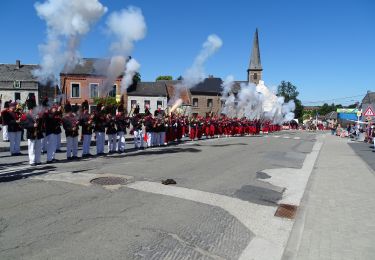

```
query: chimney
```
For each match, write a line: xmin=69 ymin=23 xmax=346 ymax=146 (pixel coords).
xmin=16 ymin=60 xmax=20 ymax=69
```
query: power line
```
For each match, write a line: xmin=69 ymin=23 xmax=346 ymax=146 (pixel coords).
xmin=302 ymin=94 xmax=364 ymax=105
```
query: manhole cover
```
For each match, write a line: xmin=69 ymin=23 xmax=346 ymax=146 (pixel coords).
xmin=90 ymin=177 xmax=127 ymax=186
xmin=274 ymin=204 xmax=297 ymax=219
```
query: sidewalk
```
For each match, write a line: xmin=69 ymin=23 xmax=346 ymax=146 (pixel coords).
xmin=288 ymin=135 xmax=375 ymax=260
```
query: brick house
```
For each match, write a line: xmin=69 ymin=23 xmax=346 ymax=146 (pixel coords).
xmin=60 ymin=58 xmax=124 ymax=112
xmin=0 ymin=60 xmax=55 ymax=109
xmin=188 ymin=77 xmax=223 ymax=116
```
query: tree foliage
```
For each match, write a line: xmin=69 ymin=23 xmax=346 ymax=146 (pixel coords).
xmin=93 ymin=97 xmax=118 ymax=106
xmin=133 ymin=72 xmax=141 ymax=83
xmin=277 ymin=81 xmax=303 ymax=120
xmin=156 ymin=75 xmax=173 ymax=81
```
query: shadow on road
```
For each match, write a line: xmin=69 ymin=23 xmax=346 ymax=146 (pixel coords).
xmin=106 ymin=147 xmax=202 ymax=159
xmin=0 ymin=165 xmax=56 ymax=183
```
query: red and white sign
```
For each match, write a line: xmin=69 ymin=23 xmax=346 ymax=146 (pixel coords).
xmin=364 ymin=106 xmax=375 ymax=116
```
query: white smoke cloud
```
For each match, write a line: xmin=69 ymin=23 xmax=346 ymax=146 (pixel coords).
xmin=99 ymin=6 xmax=146 ymax=95
xmin=34 ymin=0 xmax=107 ymax=82
xmin=121 ymin=58 xmax=141 ymax=94
xmin=171 ymin=34 xmax=223 ymax=104
xmin=101 ymin=55 xmax=126 ymax=96
xmin=182 ymin=34 xmax=223 ymax=88
xmin=106 ymin=6 xmax=147 ymax=55
xmin=221 ymin=79 xmax=295 ymax=123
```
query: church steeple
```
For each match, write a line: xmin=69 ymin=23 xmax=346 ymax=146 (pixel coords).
xmin=247 ymin=28 xmax=263 ymax=84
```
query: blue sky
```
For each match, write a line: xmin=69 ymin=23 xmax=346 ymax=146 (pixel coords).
xmin=1 ymin=0 xmax=374 ymax=105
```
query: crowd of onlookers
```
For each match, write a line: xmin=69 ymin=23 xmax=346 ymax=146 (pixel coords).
xmin=328 ymin=120 xmax=375 ymax=145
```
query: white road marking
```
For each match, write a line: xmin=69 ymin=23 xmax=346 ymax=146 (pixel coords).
xmin=259 ymin=141 xmax=323 ymax=206
xmin=282 ymin=136 xmax=291 ymax=139
xmin=127 ymin=138 xmax=323 ymax=260
xmin=293 ymin=137 xmax=301 ymax=140
xmin=127 ymin=181 xmax=292 ymax=260
xmin=273 ymin=135 xmax=280 ymax=138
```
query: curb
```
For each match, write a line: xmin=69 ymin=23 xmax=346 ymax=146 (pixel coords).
xmin=281 ymin=135 xmax=325 ymax=260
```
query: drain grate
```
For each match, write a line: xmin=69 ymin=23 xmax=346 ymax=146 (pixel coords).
xmin=90 ymin=176 xmax=127 ymax=186
xmin=274 ymin=204 xmax=297 ymax=219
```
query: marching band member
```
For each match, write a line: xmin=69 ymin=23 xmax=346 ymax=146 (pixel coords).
xmin=62 ymin=103 xmax=79 ymax=160
xmin=115 ymin=103 xmax=129 ymax=153
xmin=54 ymin=105 xmax=63 ymax=153
xmin=44 ymin=104 xmax=59 ymax=163
xmin=6 ymin=102 xmax=22 ymax=155
xmin=21 ymin=105 xmax=43 ymax=166
xmin=106 ymin=112 xmax=117 ymax=153
xmin=79 ymin=105 xmax=93 ymax=157
xmin=93 ymin=103 xmax=107 ymax=155
xmin=1 ymin=101 xmax=10 ymax=142
xmin=131 ymin=113 xmax=144 ymax=149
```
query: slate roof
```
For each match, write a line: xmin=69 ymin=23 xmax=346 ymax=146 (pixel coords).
xmin=60 ymin=58 xmax=110 ymax=76
xmin=0 ymin=62 xmax=39 ymax=82
xmin=190 ymin=77 xmax=223 ymax=95
xmin=362 ymin=92 xmax=375 ymax=104
xmin=127 ymin=81 xmax=167 ymax=97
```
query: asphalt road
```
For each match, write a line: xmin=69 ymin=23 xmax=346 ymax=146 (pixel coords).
xmin=0 ymin=131 xmax=317 ymax=260
xmin=347 ymin=140 xmax=375 ymax=173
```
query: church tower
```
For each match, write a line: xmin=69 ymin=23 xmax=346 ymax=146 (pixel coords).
xmin=247 ymin=28 xmax=262 ymax=84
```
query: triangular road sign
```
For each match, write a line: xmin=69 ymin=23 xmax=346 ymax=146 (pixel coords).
xmin=364 ymin=106 xmax=375 ymax=116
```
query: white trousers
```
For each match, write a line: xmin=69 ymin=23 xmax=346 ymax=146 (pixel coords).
xmin=133 ymin=129 xmax=144 ymax=148
xmin=159 ymin=132 xmax=166 ymax=146
xmin=2 ymin=125 xmax=8 ymax=141
xmin=146 ymin=132 xmax=153 ymax=147
xmin=8 ymin=131 xmax=21 ymax=154
xmin=56 ymin=133 xmax=62 ymax=150
xmin=82 ymin=134 xmax=91 ymax=155
xmin=46 ymin=134 xmax=56 ymax=161
xmin=107 ymin=134 xmax=116 ymax=152
xmin=117 ymin=131 xmax=126 ymax=152
xmin=28 ymin=139 xmax=42 ymax=164
xmin=96 ymin=132 xmax=105 ymax=154
xmin=66 ymin=136 xmax=78 ymax=158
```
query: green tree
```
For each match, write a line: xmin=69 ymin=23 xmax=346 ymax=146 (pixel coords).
xmin=277 ymin=81 xmax=303 ymax=120
xmin=93 ymin=97 xmax=118 ymax=106
xmin=156 ymin=75 xmax=173 ymax=81
xmin=133 ymin=72 xmax=141 ymax=83
xmin=277 ymin=81 xmax=299 ymax=102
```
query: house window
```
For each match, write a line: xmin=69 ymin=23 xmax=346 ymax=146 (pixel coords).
xmin=15 ymin=92 xmax=21 ymax=101
xmin=207 ymin=99 xmax=213 ymax=108
xmin=157 ymin=100 xmax=163 ymax=108
xmin=13 ymin=81 xmax=21 ymax=88
xmin=71 ymin=83 xmax=80 ymax=98
xmin=131 ymin=100 xmax=137 ymax=108
xmin=254 ymin=73 xmax=257 ymax=80
xmin=108 ymin=85 xmax=117 ymax=97
xmin=193 ymin=98 xmax=198 ymax=107
xmin=144 ymin=100 xmax=150 ymax=109
xmin=90 ymin=83 xmax=99 ymax=98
